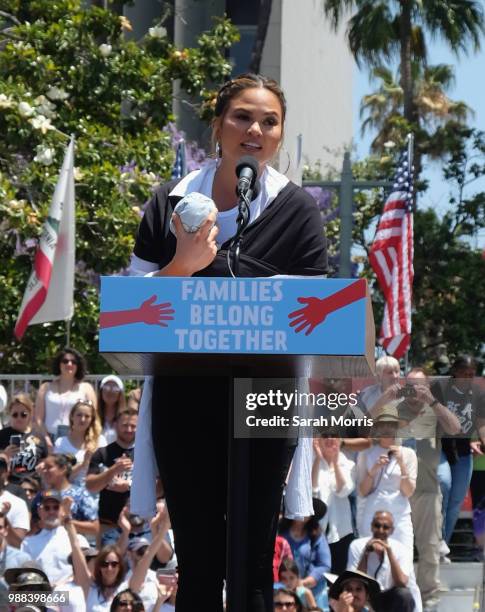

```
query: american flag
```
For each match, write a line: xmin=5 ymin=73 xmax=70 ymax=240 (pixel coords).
xmin=369 ymin=137 xmax=414 ymax=359
xmin=171 ymin=139 xmax=187 ymax=179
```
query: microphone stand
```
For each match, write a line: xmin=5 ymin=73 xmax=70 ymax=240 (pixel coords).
xmin=228 ymin=187 xmax=252 ymax=276
xmin=226 ymin=185 xmax=253 ymax=611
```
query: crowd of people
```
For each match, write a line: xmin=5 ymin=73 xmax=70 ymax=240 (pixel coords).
xmin=0 ymin=348 xmax=484 ymax=612
xmin=274 ymin=353 xmax=485 ymax=612
xmin=0 ymin=347 xmax=176 ymax=612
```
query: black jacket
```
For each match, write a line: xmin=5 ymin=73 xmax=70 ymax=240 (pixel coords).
xmin=134 ymin=179 xmax=327 ymax=278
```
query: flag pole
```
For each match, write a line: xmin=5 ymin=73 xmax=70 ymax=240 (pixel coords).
xmin=65 ymin=319 xmax=71 ymax=347
xmin=404 ymin=132 xmax=414 ymax=372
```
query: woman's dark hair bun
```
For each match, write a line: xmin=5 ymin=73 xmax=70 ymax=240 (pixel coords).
xmin=64 ymin=453 xmax=77 ymax=466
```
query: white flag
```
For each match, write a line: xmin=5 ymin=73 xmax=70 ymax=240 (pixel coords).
xmin=15 ymin=137 xmax=75 ymax=340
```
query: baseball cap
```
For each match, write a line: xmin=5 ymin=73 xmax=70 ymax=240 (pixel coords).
xmin=100 ymin=375 xmax=124 ymax=391
xmin=128 ymin=537 xmax=150 ymax=552
xmin=38 ymin=490 xmax=63 ymax=504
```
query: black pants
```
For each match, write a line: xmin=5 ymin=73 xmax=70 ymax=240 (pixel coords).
xmin=151 ymin=376 xmax=295 ymax=612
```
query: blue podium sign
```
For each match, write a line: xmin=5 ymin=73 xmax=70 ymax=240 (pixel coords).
xmin=100 ymin=276 xmax=371 ymax=356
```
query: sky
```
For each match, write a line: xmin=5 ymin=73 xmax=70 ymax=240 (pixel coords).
xmin=352 ymin=39 xmax=485 ymax=249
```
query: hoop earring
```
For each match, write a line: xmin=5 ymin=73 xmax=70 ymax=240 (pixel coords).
xmin=278 ymin=147 xmax=291 ymax=174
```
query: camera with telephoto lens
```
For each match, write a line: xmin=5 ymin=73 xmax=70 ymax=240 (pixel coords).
xmin=397 ymin=384 xmax=416 ymax=399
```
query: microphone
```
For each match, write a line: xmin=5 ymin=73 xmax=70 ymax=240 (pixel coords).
xmin=235 ymin=156 xmax=259 ymax=197
xmin=169 ymin=192 xmax=217 ymax=235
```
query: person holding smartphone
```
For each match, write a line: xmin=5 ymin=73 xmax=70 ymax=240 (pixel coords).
xmin=0 ymin=393 xmax=48 ymax=483
xmin=356 ymin=408 xmax=417 ymax=551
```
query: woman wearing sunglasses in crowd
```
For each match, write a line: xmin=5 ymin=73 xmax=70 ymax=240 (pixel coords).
xmin=64 ymin=508 xmax=160 ymax=612
xmin=110 ymin=588 xmax=145 ymax=612
xmin=0 ymin=393 xmax=49 ymax=483
xmin=273 ymin=588 xmax=304 ymax=612
xmin=54 ymin=399 xmax=106 ymax=486
xmin=35 ymin=347 xmax=97 ymax=448
xmin=130 ymin=73 xmax=327 ymax=612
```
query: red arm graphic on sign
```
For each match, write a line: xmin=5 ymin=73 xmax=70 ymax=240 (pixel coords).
xmin=288 ymin=280 xmax=366 ymax=336
xmin=100 ymin=295 xmax=175 ymax=328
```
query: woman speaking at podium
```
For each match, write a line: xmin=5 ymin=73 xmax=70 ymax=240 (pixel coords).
xmin=129 ymin=73 xmax=327 ymax=611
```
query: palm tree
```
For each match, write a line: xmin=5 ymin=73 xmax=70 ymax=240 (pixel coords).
xmin=322 ymin=0 xmax=484 ymax=123
xmin=360 ymin=63 xmax=471 ymax=157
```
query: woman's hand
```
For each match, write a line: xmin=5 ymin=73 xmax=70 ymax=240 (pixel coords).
xmin=369 ymin=454 xmax=389 ymax=476
xmin=313 ymin=438 xmax=324 ymax=461
xmin=329 ymin=591 xmax=356 ymax=612
xmin=82 ymin=450 xmax=93 ymax=467
xmin=118 ymin=506 xmax=132 ymax=534
xmin=388 ymin=445 xmax=403 ymax=465
xmin=60 ymin=496 xmax=73 ymax=523
xmin=171 ymin=212 xmax=219 ymax=276
xmin=3 ymin=445 xmax=19 ymax=460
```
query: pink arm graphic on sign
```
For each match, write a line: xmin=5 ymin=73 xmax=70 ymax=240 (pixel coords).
xmin=100 ymin=295 xmax=175 ymax=328
xmin=288 ymin=280 xmax=366 ymax=336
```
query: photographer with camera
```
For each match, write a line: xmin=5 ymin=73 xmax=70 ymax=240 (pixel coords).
xmin=397 ymin=368 xmax=459 ymax=608
xmin=356 ymin=408 xmax=417 ymax=550
xmin=347 ymin=511 xmax=420 ymax=612
xmin=356 ymin=356 xmax=402 ymax=419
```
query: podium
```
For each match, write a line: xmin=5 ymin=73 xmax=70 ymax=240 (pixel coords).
xmin=99 ymin=275 xmax=375 ymax=610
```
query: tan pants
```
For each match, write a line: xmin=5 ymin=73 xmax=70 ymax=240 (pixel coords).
xmin=410 ymin=490 xmax=442 ymax=603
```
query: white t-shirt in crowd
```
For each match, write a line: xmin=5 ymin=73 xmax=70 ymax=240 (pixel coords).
xmin=126 ymin=567 xmax=158 ymax=612
xmin=53 ymin=579 xmax=86 ymax=612
xmin=54 ymin=434 xmax=107 ymax=484
xmin=313 ymin=451 xmax=355 ymax=543
xmin=356 ymin=444 xmax=417 ymax=548
xmin=21 ymin=526 xmax=73 ymax=585
xmin=348 ymin=536 xmax=422 ymax=612
xmin=0 ymin=489 xmax=30 ymax=530
xmin=86 ymin=581 xmax=128 ymax=612
xmin=44 ymin=386 xmax=87 ymax=436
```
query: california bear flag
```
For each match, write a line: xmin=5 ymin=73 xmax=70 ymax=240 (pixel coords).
xmin=15 ymin=137 xmax=75 ymax=340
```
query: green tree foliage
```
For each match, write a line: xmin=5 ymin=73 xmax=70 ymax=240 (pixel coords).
xmin=0 ymin=0 xmax=238 ymax=372
xmin=322 ymin=0 xmax=484 ymax=122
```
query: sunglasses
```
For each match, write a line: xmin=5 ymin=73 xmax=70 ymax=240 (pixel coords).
xmin=118 ymin=602 xmax=142 ymax=611
xmin=274 ymin=603 xmax=296 ymax=609
xmin=372 ymin=522 xmax=392 ymax=530
xmin=11 ymin=411 xmax=29 ymax=418
xmin=101 ymin=560 xmax=120 ymax=568
xmin=21 ymin=487 xmax=37 ymax=495
xmin=41 ymin=504 xmax=60 ymax=511
xmin=103 ymin=384 xmax=121 ymax=392
xmin=74 ymin=400 xmax=94 ymax=409
xmin=61 ymin=358 xmax=77 ymax=365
